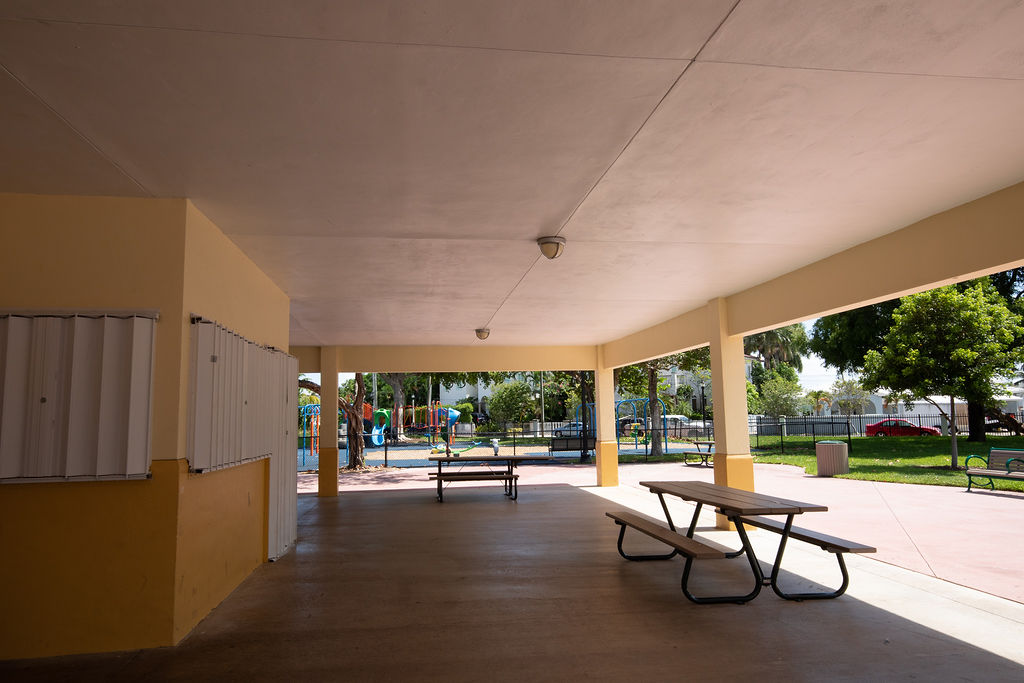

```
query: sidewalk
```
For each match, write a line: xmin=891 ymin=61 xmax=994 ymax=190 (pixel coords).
xmin=302 ymin=458 xmax=1024 ymax=604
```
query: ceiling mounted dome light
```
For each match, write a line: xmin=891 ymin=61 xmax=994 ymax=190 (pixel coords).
xmin=536 ymin=236 xmax=566 ymax=260
xmin=475 ymin=328 xmax=490 ymax=340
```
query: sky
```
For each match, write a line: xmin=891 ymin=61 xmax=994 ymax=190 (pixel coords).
xmin=797 ymin=350 xmax=839 ymax=391
xmin=796 ymin=320 xmax=840 ymax=391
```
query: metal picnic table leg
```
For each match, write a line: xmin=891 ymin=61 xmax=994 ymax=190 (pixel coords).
xmin=677 ymin=510 xmax=763 ymax=605
xmin=436 ymin=461 xmax=444 ymax=503
xmin=677 ymin=516 xmax=764 ymax=605
xmin=614 ymin=491 xmax=680 ymax=561
xmin=762 ymin=514 xmax=851 ymax=600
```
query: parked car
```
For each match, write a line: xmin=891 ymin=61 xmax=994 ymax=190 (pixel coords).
xmin=865 ymin=419 xmax=940 ymax=437
xmin=617 ymin=416 xmax=645 ymax=435
xmin=554 ymin=422 xmax=584 ymax=437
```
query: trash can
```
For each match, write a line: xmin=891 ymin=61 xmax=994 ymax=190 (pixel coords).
xmin=815 ymin=440 xmax=849 ymax=477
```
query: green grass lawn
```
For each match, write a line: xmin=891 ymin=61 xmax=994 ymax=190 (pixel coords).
xmin=621 ymin=435 xmax=1024 ymax=492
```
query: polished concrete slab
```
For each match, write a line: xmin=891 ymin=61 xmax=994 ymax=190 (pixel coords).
xmin=307 ymin=458 xmax=1024 ymax=604
xmin=4 ymin=476 xmax=1023 ymax=681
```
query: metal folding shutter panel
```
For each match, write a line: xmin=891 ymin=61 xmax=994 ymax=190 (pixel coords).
xmin=187 ymin=318 xmax=297 ymax=558
xmin=0 ymin=314 xmax=155 ymax=481
xmin=268 ymin=353 xmax=298 ymax=560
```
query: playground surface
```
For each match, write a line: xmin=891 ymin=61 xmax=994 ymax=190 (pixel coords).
xmin=300 ymin=458 xmax=1024 ymax=606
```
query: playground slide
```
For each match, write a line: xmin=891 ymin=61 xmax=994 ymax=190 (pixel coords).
xmin=371 ymin=423 xmax=385 ymax=447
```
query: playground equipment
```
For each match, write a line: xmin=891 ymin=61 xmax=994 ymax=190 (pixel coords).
xmin=615 ymin=398 xmax=669 ymax=450
xmin=575 ymin=398 xmax=672 ymax=451
xmin=396 ymin=401 xmax=461 ymax=444
xmin=427 ymin=406 xmax=463 ymax=454
xmin=370 ymin=408 xmax=391 ymax=447
xmin=299 ymin=404 xmax=322 ymax=461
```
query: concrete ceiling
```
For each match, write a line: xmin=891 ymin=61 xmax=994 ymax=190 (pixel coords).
xmin=2 ymin=1 xmax=1023 ymax=347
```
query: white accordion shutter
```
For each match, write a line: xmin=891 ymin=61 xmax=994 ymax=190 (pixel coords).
xmin=269 ymin=353 xmax=298 ymax=559
xmin=0 ymin=312 xmax=155 ymax=481
xmin=187 ymin=317 xmax=297 ymax=559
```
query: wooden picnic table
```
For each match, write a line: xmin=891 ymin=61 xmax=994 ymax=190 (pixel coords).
xmin=684 ymin=441 xmax=715 ymax=467
xmin=428 ymin=454 xmax=554 ymax=502
xmin=636 ymin=481 xmax=829 ymax=603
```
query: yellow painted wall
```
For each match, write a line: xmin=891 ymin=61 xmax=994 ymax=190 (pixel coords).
xmin=0 ymin=195 xmax=289 ymax=658
xmin=173 ymin=201 xmax=289 ymax=640
xmin=173 ymin=459 xmax=269 ymax=640
xmin=0 ymin=460 xmax=180 ymax=659
xmin=182 ymin=202 xmax=290 ymax=352
xmin=0 ymin=194 xmax=188 ymax=463
xmin=0 ymin=195 xmax=188 ymax=657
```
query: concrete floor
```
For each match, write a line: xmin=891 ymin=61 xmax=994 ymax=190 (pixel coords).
xmin=4 ymin=463 xmax=1024 ymax=681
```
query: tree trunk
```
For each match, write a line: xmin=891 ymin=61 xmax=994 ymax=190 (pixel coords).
xmin=577 ymin=371 xmax=593 ymax=463
xmin=297 ymin=376 xmax=366 ymax=468
xmin=381 ymin=372 xmax=407 ymax=440
xmin=949 ymin=396 xmax=959 ymax=469
xmin=344 ymin=373 xmax=366 ymax=468
xmin=647 ymin=365 xmax=663 ymax=457
xmin=966 ymin=400 xmax=986 ymax=442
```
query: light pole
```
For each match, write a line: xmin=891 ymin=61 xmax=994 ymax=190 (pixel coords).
xmin=700 ymin=382 xmax=707 ymax=439
xmin=539 ymin=370 xmax=546 ymax=437
xmin=534 ymin=392 xmax=541 ymax=436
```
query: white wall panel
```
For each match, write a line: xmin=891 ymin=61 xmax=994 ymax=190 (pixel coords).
xmin=0 ymin=313 xmax=155 ymax=482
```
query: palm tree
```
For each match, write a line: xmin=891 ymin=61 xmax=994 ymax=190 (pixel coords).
xmin=805 ymin=389 xmax=832 ymax=415
xmin=744 ymin=324 xmax=809 ymax=371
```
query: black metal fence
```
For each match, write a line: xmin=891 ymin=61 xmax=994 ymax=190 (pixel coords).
xmin=751 ymin=416 xmax=852 ymax=453
xmin=298 ymin=411 xmax=1024 ymax=470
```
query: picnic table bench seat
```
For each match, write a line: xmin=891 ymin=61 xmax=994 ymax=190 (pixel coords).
xmin=735 ymin=515 xmax=875 ymax=600
xmin=605 ymin=510 xmax=726 ymax=560
xmin=549 ymin=436 xmax=595 ymax=453
xmin=429 ymin=470 xmax=518 ymax=502
xmin=965 ymin=448 xmax=1024 ymax=492
xmin=606 ymin=510 xmax=767 ymax=604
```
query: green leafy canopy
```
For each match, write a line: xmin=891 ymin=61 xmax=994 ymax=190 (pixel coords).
xmin=862 ymin=283 xmax=1024 ymax=406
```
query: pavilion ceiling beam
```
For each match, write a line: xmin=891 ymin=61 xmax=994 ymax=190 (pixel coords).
xmin=289 ymin=344 xmax=597 ymax=374
xmin=598 ymin=179 xmax=1024 ymax=369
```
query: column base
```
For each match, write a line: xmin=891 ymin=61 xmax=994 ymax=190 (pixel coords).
xmin=595 ymin=441 xmax=619 ymax=487
xmin=318 ymin=447 xmax=339 ymax=497
xmin=713 ymin=452 xmax=754 ymax=529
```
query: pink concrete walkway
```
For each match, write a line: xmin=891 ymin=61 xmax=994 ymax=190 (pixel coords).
xmin=300 ymin=459 xmax=1024 ymax=604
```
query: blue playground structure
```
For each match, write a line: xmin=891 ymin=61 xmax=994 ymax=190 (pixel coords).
xmin=575 ymin=398 xmax=678 ymax=453
xmin=370 ymin=408 xmax=391 ymax=446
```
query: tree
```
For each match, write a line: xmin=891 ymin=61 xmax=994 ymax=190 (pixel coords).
xmin=830 ymin=377 xmax=871 ymax=415
xmin=744 ymin=324 xmax=809 ymax=371
xmin=862 ymin=284 xmax=1024 ymax=464
xmin=809 ymin=301 xmax=899 ymax=374
xmin=746 ymin=381 xmax=762 ymax=415
xmin=615 ymin=349 xmax=709 ymax=458
xmin=298 ymin=373 xmax=368 ymax=468
xmin=758 ymin=371 xmax=803 ymax=417
xmin=487 ymin=380 xmax=536 ymax=424
xmin=805 ymin=389 xmax=832 ymax=415
xmin=750 ymin=362 xmax=798 ymax=394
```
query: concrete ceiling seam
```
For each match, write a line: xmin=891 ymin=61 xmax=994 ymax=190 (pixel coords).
xmin=475 ymin=0 xmax=741 ymax=331
xmin=698 ymin=58 xmax=1024 ymax=83
xmin=3 ymin=2 xmax=1024 ymax=350
xmin=0 ymin=16 xmax=697 ymax=63
xmin=0 ymin=60 xmax=152 ymax=197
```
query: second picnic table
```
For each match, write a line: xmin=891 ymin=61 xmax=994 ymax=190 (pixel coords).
xmin=428 ymin=454 xmax=554 ymax=502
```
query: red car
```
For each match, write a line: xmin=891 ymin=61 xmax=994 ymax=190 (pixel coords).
xmin=865 ymin=419 xmax=940 ymax=437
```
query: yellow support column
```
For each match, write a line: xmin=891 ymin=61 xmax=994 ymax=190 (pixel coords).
xmin=594 ymin=348 xmax=619 ymax=487
xmin=318 ymin=346 xmax=339 ymax=497
xmin=708 ymin=298 xmax=754 ymax=527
